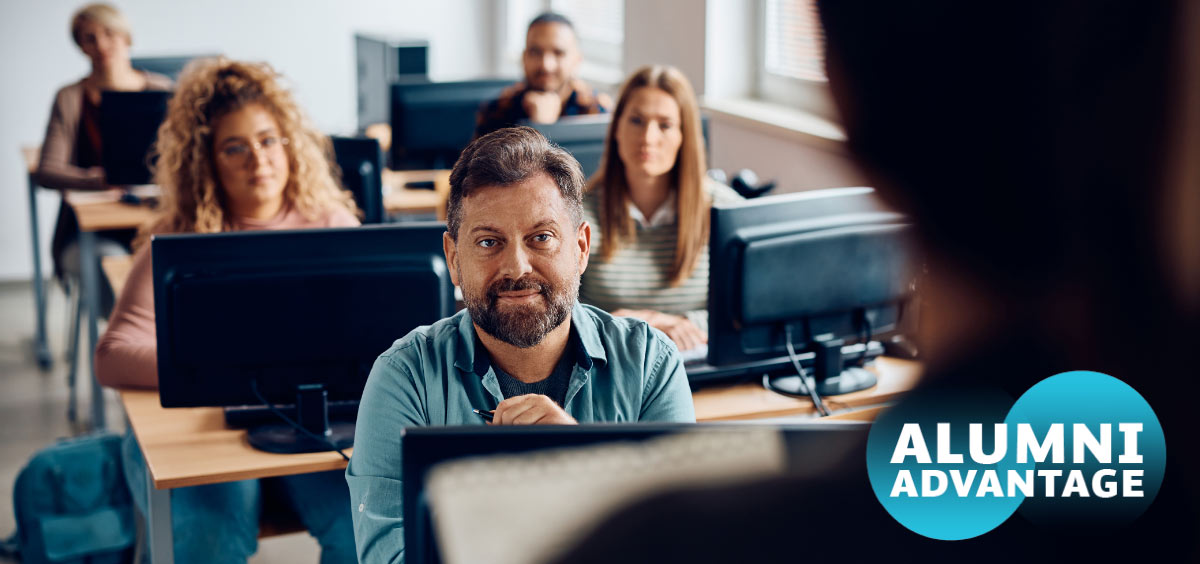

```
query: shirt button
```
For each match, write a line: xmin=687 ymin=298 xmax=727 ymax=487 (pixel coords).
xmin=358 ymin=503 xmax=365 ymax=512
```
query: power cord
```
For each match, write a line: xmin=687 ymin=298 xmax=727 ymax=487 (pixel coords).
xmin=250 ymin=380 xmax=350 ymax=461
xmin=856 ymin=308 xmax=873 ymax=368
xmin=762 ymin=325 xmax=831 ymax=416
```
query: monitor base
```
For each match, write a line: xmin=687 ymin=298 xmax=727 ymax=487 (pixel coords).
xmin=767 ymin=366 xmax=877 ymax=398
xmin=247 ymin=421 xmax=355 ymax=454
xmin=815 ymin=366 xmax=877 ymax=396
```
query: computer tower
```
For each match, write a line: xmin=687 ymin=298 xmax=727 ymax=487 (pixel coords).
xmin=356 ymin=34 xmax=429 ymax=131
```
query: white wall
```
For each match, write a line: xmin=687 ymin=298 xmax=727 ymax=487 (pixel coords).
xmin=0 ymin=0 xmax=495 ymax=281
xmin=1 ymin=0 xmax=868 ymax=281
xmin=708 ymin=122 xmax=867 ymax=192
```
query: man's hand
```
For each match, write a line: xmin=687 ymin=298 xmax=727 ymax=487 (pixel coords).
xmin=522 ymin=90 xmax=564 ymax=123
xmin=491 ymin=394 xmax=577 ymax=425
xmin=612 ymin=309 xmax=707 ymax=352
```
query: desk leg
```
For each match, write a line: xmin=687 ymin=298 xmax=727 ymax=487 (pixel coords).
xmin=146 ymin=478 xmax=175 ymax=564
xmin=27 ymin=178 xmax=50 ymax=370
xmin=79 ymin=230 xmax=105 ymax=431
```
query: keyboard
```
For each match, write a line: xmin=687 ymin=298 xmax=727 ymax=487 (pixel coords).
xmin=679 ymin=344 xmax=710 ymax=365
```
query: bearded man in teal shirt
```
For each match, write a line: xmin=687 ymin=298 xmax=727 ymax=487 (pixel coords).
xmin=346 ymin=126 xmax=696 ymax=563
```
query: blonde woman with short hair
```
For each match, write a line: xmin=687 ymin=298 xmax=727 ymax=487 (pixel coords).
xmin=36 ymin=2 xmax=173 ymax=296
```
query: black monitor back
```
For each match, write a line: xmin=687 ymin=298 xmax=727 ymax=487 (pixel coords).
xmin=132 ymin=54 xmax=217 ymax=81
xmin=706 ymin=187 xmax=915 ymax=371
xmin=99 ymin=90 xmax=172 ymax=185
xmin=356 ymin=35 xmax=429 ymax=130
xmin=331 ymin=136 xmax=385 ymax=224
xmin=389 ymin=79 xmax=512 ymax=169
xmin=531 ymin=115 xmax=712 ymax=180
xmin=529 ymin=114 xmax=611 ymax=178
xmin=401 ymin=422 xmax=869 ymax=564
xmin=152 ymin=223 xmax=453 ymax=408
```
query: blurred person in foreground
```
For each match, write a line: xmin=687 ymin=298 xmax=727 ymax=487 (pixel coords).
xmin=551 ymin=1 xmax=1200 ymax=562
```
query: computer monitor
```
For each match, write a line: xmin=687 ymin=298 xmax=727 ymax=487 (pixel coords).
xmin=152 ymin=223 xmax=454 ymax=453
xmin=131 ymin=54 xmax=217 ymax=81
xmin=530 ymin=115 xmax=712 ymax=179
xmin=389 ymin=79 xmax=513 ymax=169
xmin=698 ymin=187 xmax=916 ymax=395
xmin=99 ymin=90 xmax=172 ymax=186
xmin=528 ymin=114 xmax=611 ymax=178
xmin=401 ymin=422 xmax=869 ymax=564
xmin=331 ymin=136 xmax=385 ymax=224
xmin=355 ymin=34 xmax=429 ymax=130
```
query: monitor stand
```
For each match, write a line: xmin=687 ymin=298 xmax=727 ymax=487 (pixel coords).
xmin=247 ymin=384 xmax=355 ymax=454
xmin=768 ymin=339 xmax=878 ymax=397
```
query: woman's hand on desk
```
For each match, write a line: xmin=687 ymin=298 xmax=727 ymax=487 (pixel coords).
xmin=612 ymin=309 xmax=708 ymax=352
xmin=491 ymin=394 xmax=577 ymax=426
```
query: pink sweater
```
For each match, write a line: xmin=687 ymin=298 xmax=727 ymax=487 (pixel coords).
xmin=94 ymin=206 xmax=360 ymax=389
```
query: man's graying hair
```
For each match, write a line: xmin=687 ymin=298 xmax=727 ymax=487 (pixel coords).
xmin=447 ymin=126 xmax=585 ymax=241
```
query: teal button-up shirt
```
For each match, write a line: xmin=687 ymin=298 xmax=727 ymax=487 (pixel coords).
xmin=346 ymin=302 xmax=696 ymax=563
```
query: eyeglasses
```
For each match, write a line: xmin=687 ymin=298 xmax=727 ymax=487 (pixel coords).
xmin=217 ymin=136 xmax=289 ymax=163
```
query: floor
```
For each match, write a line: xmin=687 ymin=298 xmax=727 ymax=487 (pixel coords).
xmin=0 ymin=280 xmax=319 ymax=563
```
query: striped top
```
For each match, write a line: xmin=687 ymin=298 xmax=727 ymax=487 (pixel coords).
xmin=580 ymin=179 xmax=743 ymax=332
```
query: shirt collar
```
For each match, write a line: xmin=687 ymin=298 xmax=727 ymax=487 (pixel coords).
xmin=628 ymin=191 xmax=677 ymax=228
xmin=451 ymin=301 xmax=608 ymax=376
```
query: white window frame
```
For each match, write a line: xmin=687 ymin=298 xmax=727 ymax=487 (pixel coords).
xmin=755 ymin=0 xmax=836 ymax=120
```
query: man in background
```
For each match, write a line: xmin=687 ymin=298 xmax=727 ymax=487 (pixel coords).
xmin=475 ymin=12 xmax=612 ymax=138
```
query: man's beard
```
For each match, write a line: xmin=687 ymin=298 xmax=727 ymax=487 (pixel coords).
xmin=462 ymin=271 xmax=576 ymax=349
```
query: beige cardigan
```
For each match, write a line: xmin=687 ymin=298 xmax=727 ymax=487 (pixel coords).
xmin=35 ymin=71 xmax=173 ymax=191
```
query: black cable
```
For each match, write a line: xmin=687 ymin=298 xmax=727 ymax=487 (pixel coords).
xmin=250 ymin=380 xmax=350 ymax=461
xmin=762 ymin=325 xmax=831 ymax=416
xmin=856 ymin=308 xmax=873 ymax=367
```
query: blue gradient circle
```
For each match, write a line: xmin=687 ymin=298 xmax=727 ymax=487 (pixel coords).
xmin=1008 ymin=371 xmax=1166 ymax=531
xmin=866 ymin=387 xmax=1028 ymax=540
xmin=866 ymin=372 xmax=1165 ymax=540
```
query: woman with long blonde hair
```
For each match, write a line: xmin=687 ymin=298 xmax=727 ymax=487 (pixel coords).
xmin=580 ymin=64 xmax=741 ymax=352
xmin=96 ymin=58 xmax=358 ymax=563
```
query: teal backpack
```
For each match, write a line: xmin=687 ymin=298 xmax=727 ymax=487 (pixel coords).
xmin=4 ymin=432 xmax=136 ymax=563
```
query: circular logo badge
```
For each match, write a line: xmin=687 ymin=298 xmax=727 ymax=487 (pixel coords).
xmin=865 ymin=372 xmax=1165 ymax=540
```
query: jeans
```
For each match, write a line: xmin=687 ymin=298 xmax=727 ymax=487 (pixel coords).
xmin=122 ymin=432 xmax=355 ymax=563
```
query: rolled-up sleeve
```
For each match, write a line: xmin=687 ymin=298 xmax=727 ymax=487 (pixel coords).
xmin=347 ymin=346 xmax=429 ymax=564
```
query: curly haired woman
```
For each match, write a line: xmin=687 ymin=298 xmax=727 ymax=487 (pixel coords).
xmin=96 ymin=58 xmax=359 ymax=564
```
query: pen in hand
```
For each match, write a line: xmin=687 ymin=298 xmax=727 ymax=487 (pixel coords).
xmin=473 ymin=409 xmax=494 ymax=422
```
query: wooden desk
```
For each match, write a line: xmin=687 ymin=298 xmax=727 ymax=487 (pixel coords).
xmin=122 ymin=390 xmax=349 ymax=490
xmin=68 ymin=190 xmax=159 ymax=431
xmin=382 ymin=169 xmax=451 ymax=219
xmin=66 ymin=190 xmax=159 ymax=231
xmin=101 ymin=255 xmax=134 ymax=297
xmin=123 ymin=390 xmax=349 ymax=563
xmin=692 ymin=357 xmax=921 ymax=421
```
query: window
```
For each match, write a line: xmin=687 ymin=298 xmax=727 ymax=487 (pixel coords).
xmin=759 ymin=0 xmax=834 ymax=117
xmin=549 ymin=0 xmax=624 ymax=72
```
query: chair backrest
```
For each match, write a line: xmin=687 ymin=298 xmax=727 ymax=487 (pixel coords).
xmin=331 ymin=136 xmax=385 ymax=224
